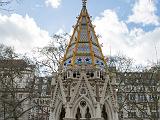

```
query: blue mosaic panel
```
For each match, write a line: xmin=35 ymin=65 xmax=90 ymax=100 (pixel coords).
xmin=76 ymin=57 xmax=83 ymax=64
xmin=84 ymin=57 xmax=92 ymax=64
xmin=75 ymin=57 xmax=92 ymax=65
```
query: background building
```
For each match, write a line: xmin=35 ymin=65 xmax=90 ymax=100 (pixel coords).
xmin=116 ymin=69 xmax=160 ymax=120
xmin=28 ymin=77 xmax=52 ymax=120
xmin=0 ymin=59 xmax=35 ymax=120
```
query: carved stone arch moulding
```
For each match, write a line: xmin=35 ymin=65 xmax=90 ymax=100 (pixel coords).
xmin=72 ymin=96 xmax=95 ymax=118
xmin=55 ymin=101 xmax=64 ymax=120
xmin=103 ymin=99 xmax=114 ymax=120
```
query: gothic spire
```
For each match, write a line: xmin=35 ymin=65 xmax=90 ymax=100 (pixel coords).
xmin=62 ymin=0 xmax=106 ymax=69
xmin=82 ymin=0 xmax=87 ymax=8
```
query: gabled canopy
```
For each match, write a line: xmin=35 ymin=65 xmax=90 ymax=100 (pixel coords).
xmin=62 ymin=4 xmax=106 ymax=68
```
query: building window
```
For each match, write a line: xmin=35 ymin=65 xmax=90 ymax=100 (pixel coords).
xmin=19 ymin=94 xmax=23 ymax=99
xmin=118 ymin=111 xmax=123 ymax=118
xmin=151 ymin=112 xmax=159 ymax=118
xmin=129 ymin=94 xmax=135 ymax=101
xmin=73 ymin=72 xmax=77 ymax=78
xmin=138 ymin=94 xmax=146 ymax=102
xmin=117 ymin=94 xmax=122 ymax=102
xmin=67 ymin=72 xmax=70 ymax=78
xmin=128 ymin=112 xmax=136 ymax=118
xmin=150 ymin=103 xmax=158 ymax=110
xmin=143 ymin=104 xmax=148 ymax=110
xmin=128 ymin=104 xmax=136 ymax=110
xmin=149 ymin=86 xmax=156 ymax=91
xmin=73 ymin=71 xmax=80 ymax=78
xmin=97 ymin=71 xmax=100 ymax=77
xmin=140 ymin=111 xmax=147 ymax=118
xmin=149 ymin=95 xmax=153 ymax=101
xmin=86 ymin=71 xmax=94 ymax=78
xmin=149 ymin=94 xmax=158 ymax=101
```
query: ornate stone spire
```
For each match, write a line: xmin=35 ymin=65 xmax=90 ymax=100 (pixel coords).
xmin=62 ymin=0 xmax=106 ymax=69
xmin=82 ymin=0 xmax=87 ymax=8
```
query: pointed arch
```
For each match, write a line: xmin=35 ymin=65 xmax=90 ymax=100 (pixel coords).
xmin=72 ymin=96 xmax=94 ymax=118
xmin=54 ymin=101 xmax=64 ymax=120
xmin=59 ymin=105 xmax=65 ymax=120
xmin=75 ymin=107 xmax=82 ymax=120
xmin=85 ymin=107 xmax=91 ymax=120
xmin=103 ymin=98 xmax=114 ymax=120
xmin=102 ymin=105 xmax=108 ymax=120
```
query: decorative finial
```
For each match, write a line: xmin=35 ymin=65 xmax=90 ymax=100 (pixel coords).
xmin=82 ymin=0 xmax=87 ymax=8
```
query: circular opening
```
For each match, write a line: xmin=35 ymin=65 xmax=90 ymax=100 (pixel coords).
xmin=80 ymin=87 xmax=87 ymax=95
xmin=80 ymin=100 xmax=86 ymax=107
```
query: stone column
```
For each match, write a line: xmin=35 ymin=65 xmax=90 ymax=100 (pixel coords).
xmin=49 ymin=111 xmax=55 ymax=120
xmin=94 ymin=103 xmax=103 ymax=120
xmin=64 ymin=104 xmax=75 ymax=120
xmin=65 ymin=104 xmax=71 ymax=118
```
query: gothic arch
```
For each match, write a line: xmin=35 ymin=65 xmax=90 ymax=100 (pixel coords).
xmin=75 ymin=107 xmax=82 ymax=120
xmin=85 ymin=107 xmax=91 ymax=120
xmin=55 ymin=101 xmax=64 ymax=120
xmin=102 ymin=105 xmax=108 ymax=120
xmin=59 ymin=105 xmax=65 ymax=120
xmin=72 ymin=96 xmax=94 ymax=118
xmin=103 ymin=98 xmax=114 ymax=120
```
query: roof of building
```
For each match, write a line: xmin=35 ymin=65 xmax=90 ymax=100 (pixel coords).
xmin=0 ymin=59 xmax=34 ymax=69
xmin=62 ymin=1 xmax=106 ymax=69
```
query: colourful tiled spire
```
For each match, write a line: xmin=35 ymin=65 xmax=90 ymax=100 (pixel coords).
xmin=62 ymin=0 xmax=106 ymax=68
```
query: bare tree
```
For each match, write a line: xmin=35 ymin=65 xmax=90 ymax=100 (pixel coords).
xmin=107 ymin=55 xmax=160 ymax=120
xmin=25 ymin=33 xmax=68 ymax=120
xmin=33 ymin=33 xmax=68 ymax=76
xmin=0 ymin=0 xmax=22 ymax=11
xmin=107 ymin=54 xmax=134 ymax=72
xmin=0 ymin=44 xmax=17 ymax=59
xmin=0 ymin=0 xmax=12 ymax=6
xmin=0 ymin=44 xmax=36 ymax=120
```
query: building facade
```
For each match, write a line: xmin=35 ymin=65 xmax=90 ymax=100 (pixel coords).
xmin=28 ymin=77 xmax=52 ymax=120
xmin=117 ymin=71 xmax=160 ymax=120
xmin=0 ymin=59 xmax=35 ymax=120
